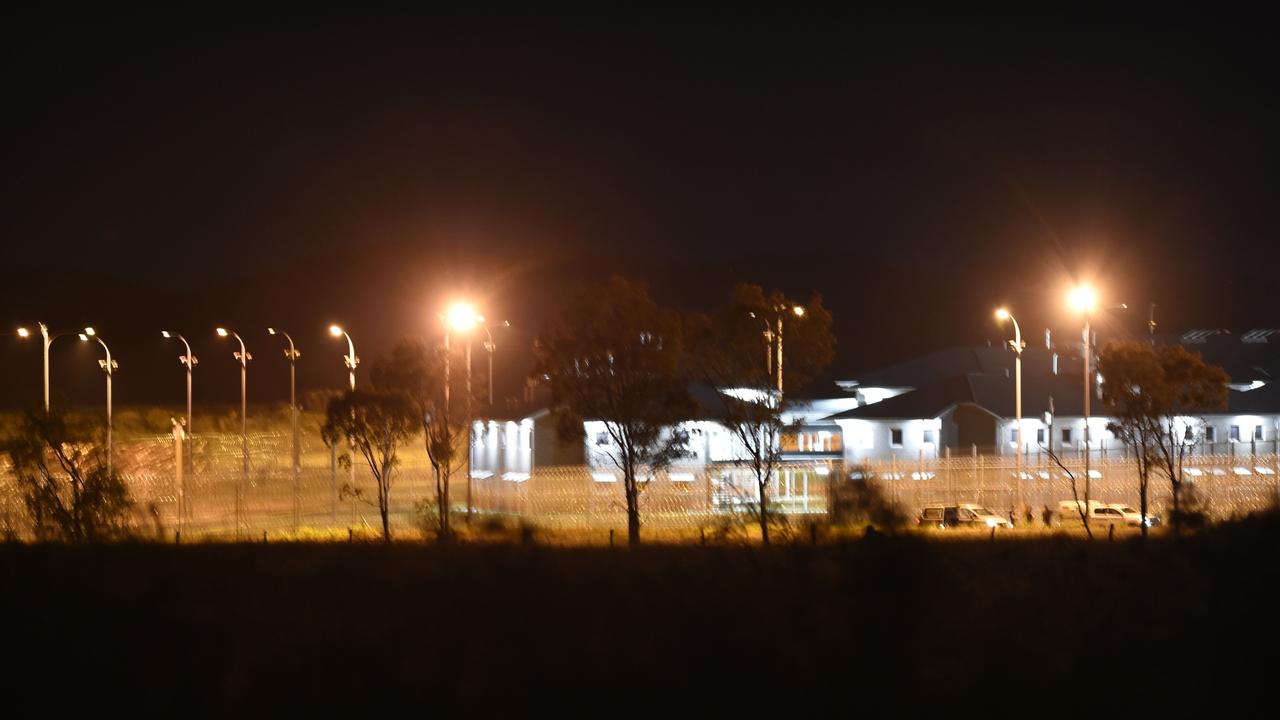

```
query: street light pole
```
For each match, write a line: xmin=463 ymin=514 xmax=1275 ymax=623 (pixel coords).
xmin=162 ymin=331 xmax=197 ymax=530
xmin=444 ymin=303 xmax=482 ymax=525
xmin=996 ymin=309 xmax=1025 ymax=518
xmin=329 ymin=325 xmax=359 ymax=528
xmin=80 ymin=328 xmax=117 ymax=475
xmin=217 ymin=327 xmax=251 ymax=538
xmin=18 ymin=322 xmax=74 ymax=412
xmin=773 ymin=304 xmax=805 ymax=397
xmin=270 ymin=329 xmax=301 ymax=532
xmin=478 ymin=320 xmax=509 ymax=409
xmin=1068 ymin=287 xmax=1098 ymax=518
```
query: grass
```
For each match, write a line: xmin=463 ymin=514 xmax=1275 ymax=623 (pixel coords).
xmin=2 ymin=513 xmax=1277 ymax=713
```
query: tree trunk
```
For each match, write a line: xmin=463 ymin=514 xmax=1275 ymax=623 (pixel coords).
xmin=1170 ymin=478 xmax=1182 ymax=536
xmin=1139 ymin=469 xmax=1149 ymax=540
xmin=625 ymin=474 xmax=641 ymax=547
xmin=758 ymin=468 xmax=770 ymax=546
xmin=381 ymin=481 xmax=391 ymax=543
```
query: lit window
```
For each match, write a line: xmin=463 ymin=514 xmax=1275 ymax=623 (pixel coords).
xmin=890 ymin=428 xmax=903 ymax=447
xmin=1062 ymin=428 xmax=1073 ymax=445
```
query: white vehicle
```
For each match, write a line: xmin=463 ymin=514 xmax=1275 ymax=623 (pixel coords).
xmin=953 ymin=503 xmax=1013 ymax=528
xmin=1109 ymin=503 xmax=1161 ymax=528
xmin=1057 ymin=500 xmax=1142 ymax=527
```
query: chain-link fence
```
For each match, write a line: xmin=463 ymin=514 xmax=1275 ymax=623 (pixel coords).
xmin=2 ymin=430 xmax=1277 ymax=541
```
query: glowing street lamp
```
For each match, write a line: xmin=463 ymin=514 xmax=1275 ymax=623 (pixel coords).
xmin=16 ymin=322 xmax=77 ymax=412
xmin=79 ymin=328 xmax=118 ymax=475
xmin=269 ymin=328 xmax=302 ymax=531
xmin=217 ymin=327 xmax=251 ymax=537
xmin=1069 ymin=286 xmax=1098 ymax=513
xmin=444 ymin=302 xmax=483 ymax=523
xmin=328 ymin=324 xmax=359 ymax=526
xmin=995 ymin=308 xmax=1025 ymax=516
xmin=162 ymin=331 xmax=197 ymax=529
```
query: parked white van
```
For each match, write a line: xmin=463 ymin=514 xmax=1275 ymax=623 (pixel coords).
xmin=1057 ymin=500 xmax=1134 ymax=527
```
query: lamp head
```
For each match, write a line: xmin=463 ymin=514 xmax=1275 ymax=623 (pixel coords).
xmin=329 ymin=325 xmax=343 ymax=337
xmin=267 ymin=327 xmax=276 ymax=335
xmin=1068 ymin=286 xmax=1098 ymax=313
xmin=78 ymin=333 xmax=89 ymax=342
xmin=83 ymin=326 xmax=95 ymax=337
xmin=17 ymin=327 xmax=29 ymax=338
xmin=995 ymin=308 xmax=1010 ymax=321
xmin=216 ymin=328 xmax=229 ymax=337
xmin=792 ymin=306 xmax=805 ymax=317
xmin=447 ymin=303 xmax=479 ymax=331
xmin=161 ymin=330 xmax=171 ymax=338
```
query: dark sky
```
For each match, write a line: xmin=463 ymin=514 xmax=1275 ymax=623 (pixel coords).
xmin=2 ymin=10 xmax=1278 ymax=410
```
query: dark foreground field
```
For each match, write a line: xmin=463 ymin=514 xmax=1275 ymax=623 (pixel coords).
xmin=3 ymin=519 xmax=1278 ymax=714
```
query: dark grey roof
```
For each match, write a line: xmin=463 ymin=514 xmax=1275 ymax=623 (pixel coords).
xmin=830 ymin=368 xmax=1089 ymax=421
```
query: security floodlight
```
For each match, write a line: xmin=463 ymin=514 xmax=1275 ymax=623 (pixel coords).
xmin=1068 ymin=286 xmax=1098 ymax=313
xmin=447 ymin=303 xmax=479 ymax=331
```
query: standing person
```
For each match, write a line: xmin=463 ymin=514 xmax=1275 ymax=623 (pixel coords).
xmin=1042 ymin=505 xmax=1054 ymax=528
xmin=1008 ymin=508 xmax=1016 ymax=527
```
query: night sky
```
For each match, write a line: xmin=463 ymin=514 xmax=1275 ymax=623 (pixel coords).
xmin=3 ymin=10 xmax=1277 ymax=410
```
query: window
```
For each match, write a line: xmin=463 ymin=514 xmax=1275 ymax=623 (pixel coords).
xmin=1184 ymin=426 xmax=1194 ymax=441
xmin=1036 ymin=428 xmax=1046 ymax=444
xmin=890 ymin=428 xmax=904 ymax=447
xmin=923 ymin=429 xmax=935 ymax=445
xmin=1061 ymin=428 xmax=1073 ymax=445
xmin=1230 ymin=425 xmax=1241 ymax=442
xmin=1008 ymin=428 xmax=1017 ymax=445
xmin=595 ymin=431 xmax=610 ymax=446
xmin=1205 ymin=426 xmax=1216 ymax=443
xmin=1254 ymin=425 xmax=1265 ymax=441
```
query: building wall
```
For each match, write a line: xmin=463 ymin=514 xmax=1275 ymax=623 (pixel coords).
xmin=835 ymin=417 xmax=943 ymax=463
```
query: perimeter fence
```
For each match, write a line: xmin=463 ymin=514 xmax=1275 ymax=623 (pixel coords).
xmin=1 ymin=431 xmax=1277 ymax=541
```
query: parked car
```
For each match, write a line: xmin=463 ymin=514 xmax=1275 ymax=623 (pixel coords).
xmin=917 ymin=504 xmax=1012 ymax=529
xmin=1058 ymin=500 xmax=1155 ymax=528
xmin=1109 ymin=503 xmax=1162 ymax=528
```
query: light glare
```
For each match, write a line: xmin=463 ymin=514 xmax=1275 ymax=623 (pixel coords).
xmin=329 ymin=325 xmax=343 ymax=337
xmin=1068 ymin=286 xmax=1098 ymax=313
xmin=84 ymin=327 xmax=96 ymax=336
xmin=78 ymin=333 xmax=88 ymax=342
xmin=447 ymin=303 xmax=479 ymax=331
xmin=17 ymin=327 xmax=29 ymax=338
xmin=216 ymin=328 xmax=229 ymax=337
xmin=995 ymin=308 xmax=1009 ymax=320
